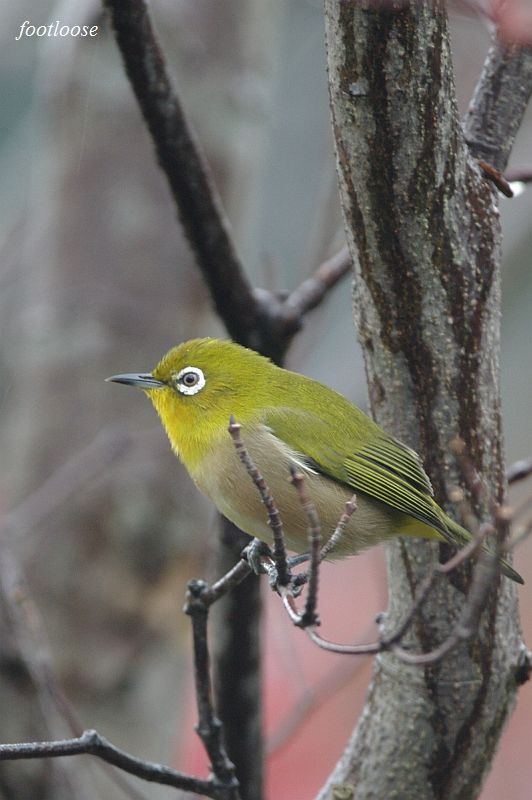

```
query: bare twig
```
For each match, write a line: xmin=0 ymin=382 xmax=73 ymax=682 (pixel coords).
xmin=320 ymin=495 xmax=357 ymax=561
xmin=103 ymin=0 xmax=350 ymax=366
xmin=184 ymin=582 xmax=240 ymax=798
xmin=478 ymin=159 xmax=514 ymax=197
xmin=283 ymin=246 xmax=352 ymax=319
xmin=204 ymin=558 xmax=253 ymax=606
xmin=228 ymin=417 xmax=291 ymax=586
xmin=0 ymin=729 xmax=217 ymax=797
xmin=0 ymin=533 xmax=153 ymax=800
xmin=382 ymin=522 xmax=491 ymax=649
xmin=298 ymin=519 xmax=495 ymax=660
xmin=211 ymin=519 xmax=263 ymax=800
xmin=0 ymin=561 xmax=251 ymax=798
xmin=0 ymin=559 xmax=254 ymax=800
xmin=289 ymin=467 xmax=321 ymax=628
xmin=391 ymin=544 xmax=498 ymax=665
xmin=104 ymin=0 xmax=351 ymax=365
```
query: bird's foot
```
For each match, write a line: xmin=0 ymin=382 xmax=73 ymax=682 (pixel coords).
xmin=242 ymin=538 xmax=273 ymax=575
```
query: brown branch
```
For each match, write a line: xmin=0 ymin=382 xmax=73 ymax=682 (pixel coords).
xmin=381 ymin=521 xmax=490 ymax=649
xmin=321 ymin=0 xmax=528 ymax=793
xmin=0 ymin=529 xmax=159 ymax=800
xmin=478 ymin=160 xmax=514 ymax=197
xmin=204 ymin=558 xmax=253 ymax=606
xmin=210 ymin=519 xmax=263 ymax=800
xmin=0 ymin=428 xmax=172 ymax=800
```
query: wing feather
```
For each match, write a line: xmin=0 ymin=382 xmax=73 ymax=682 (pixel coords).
xmin=262 ymin=407 xmax=445 ymax=535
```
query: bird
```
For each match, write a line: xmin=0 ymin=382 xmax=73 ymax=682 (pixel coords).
xmin=107 ymin=337 xmax=522 ymax=583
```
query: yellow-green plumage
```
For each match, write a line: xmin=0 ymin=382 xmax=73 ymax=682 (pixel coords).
xmin=108 ymin=338 xmax=522 ymax=583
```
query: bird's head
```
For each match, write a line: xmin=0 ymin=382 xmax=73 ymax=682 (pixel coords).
xmin=107 ymin=338 xmax=277 ymax=467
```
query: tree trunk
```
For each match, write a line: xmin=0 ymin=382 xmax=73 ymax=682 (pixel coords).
xmin=320 ymin=2 xmax=527 ymax=797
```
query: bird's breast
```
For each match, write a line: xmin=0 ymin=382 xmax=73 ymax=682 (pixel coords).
xmin=189 ymin=424 xmax=398 ymax=557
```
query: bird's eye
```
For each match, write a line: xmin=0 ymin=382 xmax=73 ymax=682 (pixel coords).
xmin=174 ymin=366 xmax=206 ymax=396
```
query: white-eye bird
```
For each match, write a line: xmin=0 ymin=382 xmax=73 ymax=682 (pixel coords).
xmin=107 ymin=338 xmax=522 ymax=583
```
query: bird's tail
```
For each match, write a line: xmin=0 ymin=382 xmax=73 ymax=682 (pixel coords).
xmin=441 ymin=513 xmax=523 ymax=585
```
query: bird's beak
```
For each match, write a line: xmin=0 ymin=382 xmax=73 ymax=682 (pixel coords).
xmin=106 ymin=373 xmax=166 ymax=389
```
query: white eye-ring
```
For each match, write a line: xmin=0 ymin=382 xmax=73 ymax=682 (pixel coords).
xmin=174 ymin=366 xmax=206 ymax=396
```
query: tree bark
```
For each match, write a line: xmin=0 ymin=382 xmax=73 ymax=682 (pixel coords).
xmin=321 ymin=2 xmax=528 ymax=797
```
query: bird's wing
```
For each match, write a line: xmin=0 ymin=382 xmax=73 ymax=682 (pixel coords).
xmin=262 ymin=407 xmax=446 ymax=535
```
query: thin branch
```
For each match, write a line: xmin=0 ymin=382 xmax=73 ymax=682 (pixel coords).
xmin=320 ymin=495 xmax=357 ymax=561
xmin=391 ymin=545 xmax=498 ymax=665
xmin=210 ymin=519 xmax=263 ymax=800
xmin=298 ymin=519 xmax=494 ymax=660
xmin=184 ymin=582 xmax=240 ymax=797
xmin=464 ymin=39 xmax=532 ymax=171
xmin=204 ymin=558 xmax=253 ymax=606
xmin=0 ymin=529 xmax=151 ymax=800
xmin=0 ymin=730 xmax=216 ymax=797
xmin=478 ymin=159 xmax=514 ymax=196
xmin=283 ymin=246 xmax=352 ymax=320
xmin=0 ymin=563 xmax=250 ymax=798
xmin=228 ymin=417 xmax=291 ymax=586
xmin=382 ymin=522 xmax=491 ymax=649
xmin=289 ymin=467 xmax=321 ymax=628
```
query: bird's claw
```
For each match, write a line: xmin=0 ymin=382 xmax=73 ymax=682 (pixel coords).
xmin=243 ymin=540 xmax=307 ymax=596
xmin=243 ymin=538 xmax=272 ymax=575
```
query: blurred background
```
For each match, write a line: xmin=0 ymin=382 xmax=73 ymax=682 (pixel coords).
xmin=0 ymin=1 xmax=531 ymax=798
